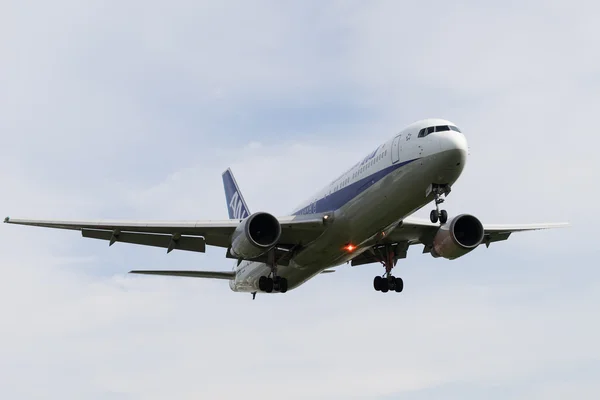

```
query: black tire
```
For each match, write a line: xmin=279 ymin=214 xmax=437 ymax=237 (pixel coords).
xmin=394 ymin=277 xmax=404 ymax=293
xmin=388 ymin=277 xmax=396 ymax=291
xmin=279 ymin=278 xmax=288 ymax=293
xmin=430 ymin=210 xmax=439 ymax=223
xmin=440 ymin=210 xmax=448 ymax=224
xmin=258 ymin=276 xmax=267 ymax=292
xmin=380 ymin=279 xmax=389 ymax=293
xmin=265 ymin=278 xmax=274 ymax=293
xmin=373 ymin=276 xmax=382 ymax=291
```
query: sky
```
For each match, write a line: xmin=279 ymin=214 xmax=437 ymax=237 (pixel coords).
xmin=1 ymin=0 xmax=599 ymax=398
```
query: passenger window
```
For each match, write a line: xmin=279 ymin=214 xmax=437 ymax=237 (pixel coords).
xmin=435 ymin=125 xmax=450 ymax=132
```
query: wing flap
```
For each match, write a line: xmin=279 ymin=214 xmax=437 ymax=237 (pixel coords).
xmin=351 ymin=242 xmax=409 ymax=267
xmin=129 ymin=270 xmax=235 ymax=280
xmin=82 ymin=229 xmax=206 ymax=253
xmin=224 ymin=245 xmax=296 ymax=266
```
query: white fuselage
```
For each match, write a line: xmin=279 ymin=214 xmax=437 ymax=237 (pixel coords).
xmin=230 ymin=118 xmax=469 ymax=293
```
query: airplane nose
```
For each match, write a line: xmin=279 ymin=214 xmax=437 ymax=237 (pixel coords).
xmin=435 ymin=130 xmax=468 ymax=176
xmin=439 ymin=131 xmax=468 ymax=155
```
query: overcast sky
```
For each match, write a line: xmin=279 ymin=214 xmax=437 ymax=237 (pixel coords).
xmin=1 ymin=1 xmax=598 ymax=399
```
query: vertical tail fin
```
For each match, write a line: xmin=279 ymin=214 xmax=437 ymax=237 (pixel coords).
xmin=222 ymin=168 xmax=251 ymax=220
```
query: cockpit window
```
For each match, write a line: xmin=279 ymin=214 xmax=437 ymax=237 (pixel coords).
xmin=418 ymin=124 xmax=462 ymax=138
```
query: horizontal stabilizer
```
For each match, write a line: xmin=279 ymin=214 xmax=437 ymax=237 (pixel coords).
xmin=129 ymin=270 xmax=235 ymax=280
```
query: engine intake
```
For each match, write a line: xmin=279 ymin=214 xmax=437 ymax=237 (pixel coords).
xmin=431 ymin=214 xmax=484 ymax=260
xmin=230 ymin=212 xmax=281 ymax=259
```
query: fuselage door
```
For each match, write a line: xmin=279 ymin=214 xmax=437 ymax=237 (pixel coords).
xmin=391 ymin=135 xmax=401 ymax=164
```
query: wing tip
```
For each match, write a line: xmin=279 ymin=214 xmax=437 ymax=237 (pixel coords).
xmin=3 ymin=217 xmax=9 ymax=223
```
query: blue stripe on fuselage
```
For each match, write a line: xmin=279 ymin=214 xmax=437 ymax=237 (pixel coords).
xmin=293 ymin=158 xmax=419 ymax=216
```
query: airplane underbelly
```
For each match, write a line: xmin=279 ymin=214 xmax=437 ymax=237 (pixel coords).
xmin=233 ymin=152 xmax=464 ymax=293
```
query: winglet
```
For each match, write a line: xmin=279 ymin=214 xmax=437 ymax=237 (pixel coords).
xmin=222 ymin=168 xmax=251 ymax=220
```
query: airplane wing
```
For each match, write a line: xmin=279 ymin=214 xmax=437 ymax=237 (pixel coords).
xmin=351 ymin=217 xmax=568 ymax=266
xmin=3 ymin=215 xmax=326 ymax=254
xmin=396 ymin=217 xmax=568 ymax=246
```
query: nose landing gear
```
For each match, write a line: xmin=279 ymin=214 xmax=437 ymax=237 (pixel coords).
xmin=429 ymin=184 xmax=450 ymax=224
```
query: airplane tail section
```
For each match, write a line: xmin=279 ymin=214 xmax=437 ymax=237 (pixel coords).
xmin=222 ymin=168 xmax=251 ymax=220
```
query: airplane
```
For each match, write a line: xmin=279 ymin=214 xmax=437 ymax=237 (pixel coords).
xmin=4 ymin=118 xmax=567 ymax=297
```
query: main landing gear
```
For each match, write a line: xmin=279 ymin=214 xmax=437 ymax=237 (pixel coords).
xmin=373 ymin=275 xmax=403 ymax=293
xmin=429 ymin=184 xmax=450 ymax=224
xmin=372 ymin=244 xmax=404 ymax=293
xmin=257 ymin=249 xmax=288 ymax=293
xmin=258 ymin=275 xmax=288 ymax=293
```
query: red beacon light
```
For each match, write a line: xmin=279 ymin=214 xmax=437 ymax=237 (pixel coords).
xmin=344 ymin=243 xmax=356 ymax=252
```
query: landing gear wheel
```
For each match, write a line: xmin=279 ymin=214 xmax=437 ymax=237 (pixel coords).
xmin=264 ymin=277 xmax=274 ymax=293
xmin=439 ymin=210 xmax=448 ymax=224
xmin=430 ymin=209 xmax=439 ymax=223
xmin=279 ymin=278 xmax=288 ymax=293
xmin=380 ymin=279 xmax=389 ymax=293
xmin=272 ymin=276 xmax=281 ymax=292
xmin=258 ymin=276 xmax=267 ymax=292
xmin=388 ymin=276 xmax=396 ymax=291
xmin=373 ymin=276 xmax=382 ymax=291
xmin=394 ymin=277 xmax=404 ymax=293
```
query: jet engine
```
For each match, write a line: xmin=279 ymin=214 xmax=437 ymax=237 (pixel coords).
xmin=230 ymin=212 xmax=281 ymax=259
xmin=431 ymin=214 xmax=484 ymax=260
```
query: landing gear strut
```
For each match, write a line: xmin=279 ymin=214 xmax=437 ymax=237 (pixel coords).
xmin=372 ymin=244 xmax=404 ymax=293
xmin=429 ymin=184 xmax=450 ymax=224
xmin=258 ymin=250 xmax=288 ymax=293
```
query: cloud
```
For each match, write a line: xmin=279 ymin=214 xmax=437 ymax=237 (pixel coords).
xmin=1 ymin=0 xmax=598 ymax=399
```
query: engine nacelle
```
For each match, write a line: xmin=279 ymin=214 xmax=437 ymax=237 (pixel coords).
xmin=230 ymin=212 xmax=281 ymax=259
xmin=431 ymin=214 xmax=484 ymax=260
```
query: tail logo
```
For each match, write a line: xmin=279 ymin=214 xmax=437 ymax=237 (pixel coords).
xmin=229 ymin=191 xmax=248 ymax=219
